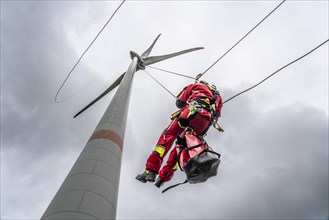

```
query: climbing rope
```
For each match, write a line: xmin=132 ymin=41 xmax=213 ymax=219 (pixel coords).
xmin=223 ymin=39 xmax=329 ymax=104
xmin=55 ymin=0 xmax=126 ymax=103
xmin=142 ymin=66 xmax=177 ymax=99
xmin=144 ymin=1 xmax=328 ymax=105
xmin=145 ymin=0 xmax=286 ymax=84
xmin=147 ymin=66 xmax=195 ymax=79
xmin=145 ymin=40 xmax=328 ymax=105
xmin=200 ymin=0 xmax=286 ymax=78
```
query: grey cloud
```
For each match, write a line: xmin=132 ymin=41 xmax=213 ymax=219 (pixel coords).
xmin=118 ymin=92 xmax=328 ymax=219
xmin=1 ymin=1 xmax=328 ymax=220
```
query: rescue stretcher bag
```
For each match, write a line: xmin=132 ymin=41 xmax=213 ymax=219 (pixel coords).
xmin=162 ymin=134 xmax=221 ymax=193
xmin=177 ymin=133 xmax=221 ymax=184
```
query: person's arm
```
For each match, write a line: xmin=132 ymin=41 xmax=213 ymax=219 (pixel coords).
xmin=175 ymin=84 xmax=193 ymax=108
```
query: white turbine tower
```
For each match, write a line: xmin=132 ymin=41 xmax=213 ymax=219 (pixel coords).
xmin=41 ymin=34 xmax=203 ymax=219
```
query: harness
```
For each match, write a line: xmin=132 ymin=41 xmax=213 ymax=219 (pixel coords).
xmin=194 ymin=87 xmax=220 ymax=118
xmin=171 ymin=88 xmax=221 ymax=135
xmin=194 ymin=98 xmax=213 ymax=113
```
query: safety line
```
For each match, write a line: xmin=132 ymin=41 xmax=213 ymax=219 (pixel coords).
xmin=55 ymin=0 xmax=126 ymax=103
xmin=142 ymin=66 xmax=177 ymax=99
xmin=200 ymin=0 xmax=286 ymax=78
xmin=223 ymin=39 xmax=329 ymax=104
xmin=147 ymin=66 xmax=195 ymax=79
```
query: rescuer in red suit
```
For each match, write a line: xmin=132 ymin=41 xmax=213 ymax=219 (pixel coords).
xmin=136 ymin=78 xmax=223 ymax=185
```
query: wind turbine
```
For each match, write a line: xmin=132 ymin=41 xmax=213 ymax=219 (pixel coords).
xmin=41 ymin=34 xmax=203 ymax=219
xmin=73 ymin=34 xmax=203 ymax=118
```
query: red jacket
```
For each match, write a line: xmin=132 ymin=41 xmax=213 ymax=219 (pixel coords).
xmin=176 ymin=83 xmax=223 ymax=117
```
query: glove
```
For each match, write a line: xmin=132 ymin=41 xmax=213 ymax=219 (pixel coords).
xmin=176 ymin=99 xmax=186 ymax=108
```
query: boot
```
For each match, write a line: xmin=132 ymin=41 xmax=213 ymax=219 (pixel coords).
xmin=136 ymin=171 xmax=157 ymax=183
xmin=154 ymin=177 xmax=164 ymax=188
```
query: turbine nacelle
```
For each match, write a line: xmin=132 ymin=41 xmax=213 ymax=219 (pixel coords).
xmin=74 ymin=34 xmax=204 ymax=118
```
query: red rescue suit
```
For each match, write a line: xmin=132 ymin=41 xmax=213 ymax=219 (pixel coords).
xmin=145 ymin=82 xmax=223 ymax=181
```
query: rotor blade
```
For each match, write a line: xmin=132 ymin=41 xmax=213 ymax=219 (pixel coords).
xmin=73 ymin=72 xmax=125 ymax=118
xmin=141 ymin=33 xmax=161 ymax=59
xmin=143 ymin=47 xmax=204 ymax=66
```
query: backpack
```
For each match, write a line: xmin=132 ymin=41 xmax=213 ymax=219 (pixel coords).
xmin=162 ymin=133 xmax=221 ymax=193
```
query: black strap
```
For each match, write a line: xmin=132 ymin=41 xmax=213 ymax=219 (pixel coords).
xmin=186 ymin=142 xmax=204 ymax=150
xmin=194 ymin=98 xmax=212 ymax=112
xmin=177 ymin=146 xmax=185 ymax=171
xmin=207 ymin=149 xmax=221 ymax=158
xmin=162 ymin=179 xmax=188 ymax=193
xmin=177 ymin=141 xmax=206 ymax=171
xmin=177 ymin=136 xmax=207 ymax=171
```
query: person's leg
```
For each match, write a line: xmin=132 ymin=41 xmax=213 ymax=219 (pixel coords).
xmin=136 ymin=118 xmax=184 ymax=183
xmin=155 ymin=147 xmax=179 ymax=187
xmin=182 ymin=109 xmax=212 ymax=135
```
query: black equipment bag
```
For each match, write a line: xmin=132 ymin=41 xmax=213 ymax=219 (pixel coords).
xmin=162 ymin=134 xmax=221 ymax=193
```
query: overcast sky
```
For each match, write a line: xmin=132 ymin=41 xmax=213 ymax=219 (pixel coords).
xmin=1 ymin=1 xmax=328 ymax=219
